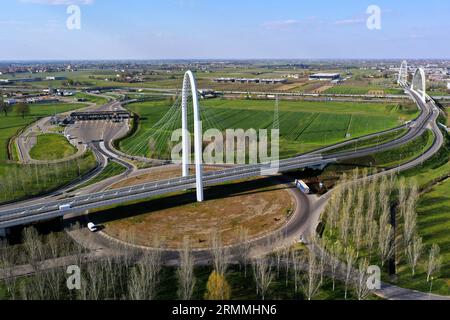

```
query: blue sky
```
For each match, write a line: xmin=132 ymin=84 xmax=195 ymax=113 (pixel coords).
xmin=1 ymin=0 xmax=449 ymax=60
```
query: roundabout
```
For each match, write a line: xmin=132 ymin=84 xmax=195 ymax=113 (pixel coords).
xmin=95 ymin=176 xmax=296 ymax=250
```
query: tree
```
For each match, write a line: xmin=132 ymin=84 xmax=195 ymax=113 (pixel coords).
xmin=378 ymin=203 xmax=394 ymax=267
xmin=344 ymin=247 xmax=356 ymax=300
xmin=329 ymin=242 xmax=343 ymax=291
xmin=426 ymin=244 xmax=442 ymax=283
xmin=299 ymin=248 xmax=323 ymax=300
xmin=339 ymin=206 xmax=351 ymax=245
xmin=353 ymin=259 xmax=372 ymax=300
xmin=403 ymin=183 xmax=419 ymax=249
xmin=204 ymin=271 xmax=231 ymax=300
xmin=22 ymin=227 xmax=44 ymax=270
xmin=15 ymin=103 xmax=30 ymax=119
xmin=353 ymin=211 xmax=365 ymax=258
xmin=406 ymin=235 xmax=423 ymax=277
xmin=128 ymin=237 xmax=162 ymax=300
xmin=209 ymin=230 xmax=229 ymax=276
xmin=177 ymin=237 xmax=196 ymax=300
xmin=252 ymin=256 xmax=274 ymax=300
xmin=0 ymin=100 xmax=12 ymax=117
xmin=326 ymin=192 xmax=341 ymax=236
xmin=236 ymin=227 xmax=251 ymax=278
xmin=366 ymin=220 xmax=378 ymax=262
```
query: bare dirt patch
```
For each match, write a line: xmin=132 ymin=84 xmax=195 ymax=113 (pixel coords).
xmin=98 ymin=177 xmax=295 ymax=249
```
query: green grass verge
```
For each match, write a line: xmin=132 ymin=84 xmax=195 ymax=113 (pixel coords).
xmin=29 ymin=134 xmax=77 ymax=161
xmin=78 ymin=161 xmax=127 ymax=189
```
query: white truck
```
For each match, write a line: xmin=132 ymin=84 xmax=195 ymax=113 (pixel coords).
xmin=295 ymin=179 xmax=311 ymax=194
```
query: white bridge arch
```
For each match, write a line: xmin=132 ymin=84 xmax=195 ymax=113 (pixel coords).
xmin=181 ymin=71 xmax=204 ymax=202
xmin=411 ymin=67 xmax=427 ymax=103
xmin=398 ymin=60 xmax=408 ymax=85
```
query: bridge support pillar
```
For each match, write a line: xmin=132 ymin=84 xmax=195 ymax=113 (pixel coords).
xmin=0 ymin=227 xmax=7 ymax=238
xmin=181 ymin=71 xmax=204 ymax=202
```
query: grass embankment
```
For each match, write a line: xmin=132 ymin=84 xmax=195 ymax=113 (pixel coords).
xmin=29 ymin=134 xmax=77 ymax=161
xmin=324 ymin=128 xmax=408 ymax=155
xmin=341 ymin=129 xmax=434 ymax=169
xmin=78 ymin=161 xmax=127 ymax=189
xmin=120 ymin=98 xmax=417 ymax=159
xmin=0 ymin=151 xmax=97 ymax=204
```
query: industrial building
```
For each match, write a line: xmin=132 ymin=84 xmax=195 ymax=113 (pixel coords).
xmin=70 ymin=110 xmax=131 ymax=121
xmin=213 ymin=77 xmax=287 ymax=85
xmin=309 ymin=73 xmax=341 ymax=81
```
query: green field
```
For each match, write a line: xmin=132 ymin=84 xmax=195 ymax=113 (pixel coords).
xmin=0 ymin=103 xmax=85 ymax=161
xmin=119 ymin=98 xmax=418 ymax=159
xmin=29 ymin=134 xmax=77 ymax=161
xmin=324 ymin=86 xmax=404 ymax=95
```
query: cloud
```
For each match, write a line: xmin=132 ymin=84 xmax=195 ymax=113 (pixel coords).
xmin=18 ymin=0 xmax=93 ymax=5
xmin=0 ymin=20 xmax=28 ymax=25
xmin=334 ymin=18 xmax=365 ymax=25
xmin=262 ymin=19 xmax=301 ymax=30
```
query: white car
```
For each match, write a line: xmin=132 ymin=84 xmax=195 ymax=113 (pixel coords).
xmin=87 ymin=222 xmax=99 ymax=232
xmin=298 ymin=235 xmax=306 ymax=244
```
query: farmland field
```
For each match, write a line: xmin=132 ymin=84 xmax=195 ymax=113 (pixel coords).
xmin=119 ymin=98 xmax=418 ymax=159
xmin=324 ymin=85 xmax=404 ymax=95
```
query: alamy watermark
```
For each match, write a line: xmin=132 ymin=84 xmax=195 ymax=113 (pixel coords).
xmin=367 ymin=265 xmax=381 ymax=290
xmin=367 ymin=5 xmax=382 ymax=30
xmin=66 ymin=5 xmax=82 ymax=30
xmin=66 ymin=265 xmax=81 ymax=290
xmin=170 ymin=124 xmax=280 ymax=175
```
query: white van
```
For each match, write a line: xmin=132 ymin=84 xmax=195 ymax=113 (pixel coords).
xmin=59 ymin=204 xmax=72 ymax=211
xmin=87 ymin=222 xmax=99 ymax=232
